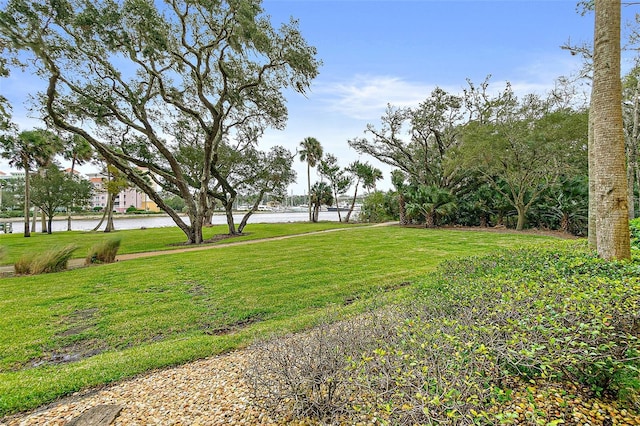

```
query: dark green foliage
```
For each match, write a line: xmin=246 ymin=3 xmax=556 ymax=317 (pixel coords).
xmin=419 ymin=243 xmax=639 ymax=404
xmin=405 ymin=184 xmax=457 ymax=227
xmin=30 ymin=164 xmax=93 ymax=234
xmin=309 ymin=181 xmax=333 ymax=222
xmin=15 ymin=245 xmax=78 ymax=275
xmin=359 ymin=190 xmax=397 ymax=223
xmin=630 ymin=218 xmax=640 ymax=249
xmin=85 ymin=238 xmax=121 ymax=265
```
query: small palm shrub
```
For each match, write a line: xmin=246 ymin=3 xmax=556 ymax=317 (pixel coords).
xmin=85 ymin=238 xmax=121 ymax=265
xmin=247 ymin=242 xmax=640 ymax=424
xmin=15 ymin=245 xmax=78 ymax=275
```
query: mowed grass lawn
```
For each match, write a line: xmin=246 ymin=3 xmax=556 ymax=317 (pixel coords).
xmin=0 ymin=225 xmax=558 ymax=417
xmin=0 ymin=221 xmax=358 ymax=265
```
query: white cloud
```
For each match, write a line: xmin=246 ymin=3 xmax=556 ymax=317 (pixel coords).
xmin=315 ymin=75 xmax=438 ymax=120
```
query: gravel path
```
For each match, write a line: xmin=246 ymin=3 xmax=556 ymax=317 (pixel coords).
xmin=1 ymin=350 xmax=278 ymax=426
xmin=4 ymin=346 xmax=640 ymax=426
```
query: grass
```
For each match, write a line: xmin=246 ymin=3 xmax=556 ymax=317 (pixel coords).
xmin=0 ymin=225 xmax=557 ymax=417
xmin=0 ymin=221 xmax=358 ymax=266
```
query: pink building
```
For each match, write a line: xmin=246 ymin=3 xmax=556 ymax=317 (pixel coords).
xmin=87 ymin=172 xmax=160 ymax=213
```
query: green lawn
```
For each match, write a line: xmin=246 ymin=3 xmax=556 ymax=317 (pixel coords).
xmin=0 ymin=221 xmax=359 ymax=265
xmin=0 ymin=225 xmax=558 ymax=417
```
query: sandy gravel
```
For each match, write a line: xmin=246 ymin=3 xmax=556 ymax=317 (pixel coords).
xmin=1 ymin=350 xmax=278 ymax=426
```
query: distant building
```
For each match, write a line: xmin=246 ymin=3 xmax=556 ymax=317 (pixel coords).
xmin=0 ymin=168 xmax=161 ymax=213
xmin=86 ymin=170 xmax=160 ymax=213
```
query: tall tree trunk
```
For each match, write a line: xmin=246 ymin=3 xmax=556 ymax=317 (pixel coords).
xmin=67 ymin=155 xmax=77 ymax=231
xmin=592 ymin=0 xmax=631 ymax=260
xmin=588 ymin=102 xmax=597 ymax=247
xmin=238 ymin=190 xmax=266 ymax=233
xmin=626 ymin=139 xmax=635 ymax=219
xmin=626 ymin=78 xmax=640 ymax=219
xmin=515 ymin=203 xmax=526 ymax=231
xmin=345 ymin=180 xmax=360 ymax=223
xmin=225 ymin=200 xmax=238 ymax=235
xmin=398 ymin=192 xmax=408 ymax=225
xmin=334 ymin=188 xmax=342 ymax=222
xmin=92 ymin=206 xmax=108 ymax=231
xmin=307 ymin=163 xmax=312 ymax=222
xmin=47 ymin=215 xmax=53 ymax=235
xmin=40 ymin=210 xmax=47 ymax=233
xmin=203 ymin=197 xmax=214 ymax=226
xmin=31 ymin=206 xmax=37 ymax=232
xmin=23 ymin=162 xmax=30 ymax=237
xmin=104 ymin=193 xmax=116 ymax=232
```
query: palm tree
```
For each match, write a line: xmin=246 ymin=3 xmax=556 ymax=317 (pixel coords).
xmin=298 ymin=137 xmax=323 ymax=221
xmin=63 ymin=134 xmax=93 ymax=230
xmin=591 ymin=0 xmax=630 ymax=259
xmin=309 ymin=181 xmax=333 ymax=222
xmin=0 ymin=129 xmax=60 ymax=237
xmin=406 ymin=185 xmax=457 ymax=228
xmin=345 ymin=161 xmax=383 ymax=223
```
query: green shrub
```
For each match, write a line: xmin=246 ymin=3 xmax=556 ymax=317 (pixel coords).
xmin=631 ymin=218 xmax=640 ymax=249
xmin=85 ymin=238 xmax=121 ymax=265
xmin=15 ymin=245 xmax=78 ymax=275
xmin=417 ymin=242 xmax=640 ymax=409
xmin=359 ymin=191 xmax=396 ymax=223
xmin=248 ymin=242 xmax=640 ymax=423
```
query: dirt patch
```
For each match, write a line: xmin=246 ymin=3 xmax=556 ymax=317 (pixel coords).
xmin=25 ymin=308 xmax=109 ymax=369
xmin=202 ymin=313 xmax=265 ymax=336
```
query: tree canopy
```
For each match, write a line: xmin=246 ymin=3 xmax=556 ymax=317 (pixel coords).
xmin=30 ymin=163 xmax=93 ymax=234
xmin=0 ymin=0 xmax=320 ymax=243
xmin=460 ymin=91 xmax=588 ymax=231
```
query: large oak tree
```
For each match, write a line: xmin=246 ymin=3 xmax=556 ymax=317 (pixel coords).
xmin=460 ymin=90 xmax=588 ymax=231
xmin=0 ymin=0 xmax=319 ymax=244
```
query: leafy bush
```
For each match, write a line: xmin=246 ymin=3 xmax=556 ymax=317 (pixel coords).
xmin=85 ymin=238 xmax=121 ymax=264
xmin=630 ymin=218 xmax=640 ymax=249
xmin=419 ymin=243 xmax=639 ymax=406
xmin=15 ymin=245 xmax=78 ymax=275
xmin=359 ymin=191 xmax=396 ymax=223
xmin=247 ymin=242 xmax=640 ymax=424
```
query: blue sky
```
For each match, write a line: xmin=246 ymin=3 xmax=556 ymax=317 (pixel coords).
xmin=3 ymin=1 xmax=636 ymax=194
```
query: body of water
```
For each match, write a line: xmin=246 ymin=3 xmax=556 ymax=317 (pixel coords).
xmin=3 ymin=211 xmax=347 ymax=233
